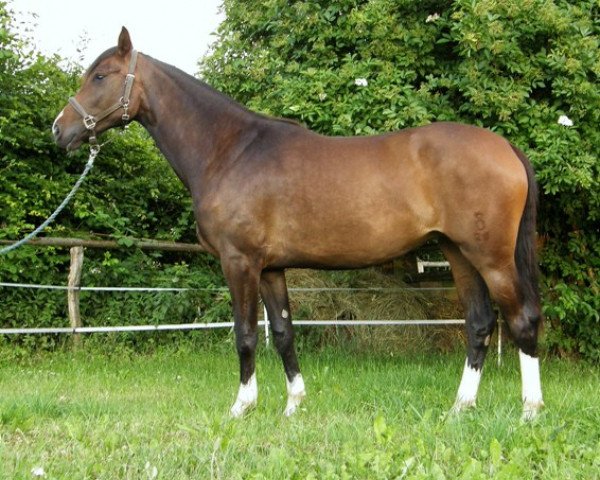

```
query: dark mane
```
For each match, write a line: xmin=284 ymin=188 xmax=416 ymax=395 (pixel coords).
xmin=147 ymin=55 xmax=304 ymax=129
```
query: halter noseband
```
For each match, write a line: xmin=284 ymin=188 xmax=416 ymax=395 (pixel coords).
xmin=68 ymin=49 xmax=138 ymax=146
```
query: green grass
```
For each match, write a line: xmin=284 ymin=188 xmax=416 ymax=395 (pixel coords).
xmin=0 ymin=344 xmax=598 ymax=479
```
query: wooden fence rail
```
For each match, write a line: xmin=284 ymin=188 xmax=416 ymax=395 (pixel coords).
xmin=1 ymin=237 xmax=462 ymax=348
xmin=1 ymin=237 xmax=205 ymax=343
xmin=0 ymin=236 xmax=203 ymax=252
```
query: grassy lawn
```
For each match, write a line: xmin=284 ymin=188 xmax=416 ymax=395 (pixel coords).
xmin=0 ymin=343 xmax=598 ymax=479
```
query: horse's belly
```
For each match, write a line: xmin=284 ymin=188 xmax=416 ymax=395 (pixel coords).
xmin=267 ymin=212 xmax=431 ymax=269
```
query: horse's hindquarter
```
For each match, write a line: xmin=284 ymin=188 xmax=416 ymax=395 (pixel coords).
xmin=411 ymin=123 xmax=529 ymax=257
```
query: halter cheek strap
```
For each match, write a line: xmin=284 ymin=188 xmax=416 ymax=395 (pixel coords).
xmin=69 ymin=49 xmax=138 ymax=145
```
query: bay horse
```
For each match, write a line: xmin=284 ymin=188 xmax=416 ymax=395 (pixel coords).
xmin=53 ymin=28 xmax=543 ymax=420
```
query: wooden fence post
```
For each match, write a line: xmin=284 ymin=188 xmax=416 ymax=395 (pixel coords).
xmin=68 ymin=246 xmax=84 ymax=348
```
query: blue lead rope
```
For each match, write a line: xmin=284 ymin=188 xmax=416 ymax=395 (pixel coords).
xmin=0 ymin=147 xmax=98 ymax=255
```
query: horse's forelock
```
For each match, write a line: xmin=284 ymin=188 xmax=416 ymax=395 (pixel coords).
xmin=84 ymin=47 xmax=119 ymax=79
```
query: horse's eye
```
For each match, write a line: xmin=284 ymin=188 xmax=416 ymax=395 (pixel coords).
xmin=94 ymin=74 xmax=106 ymax=81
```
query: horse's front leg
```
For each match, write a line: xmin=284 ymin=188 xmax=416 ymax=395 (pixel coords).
xmin=260 ymin=269 xmax=305 ymax=416
xmin=221 ymin=253 xmax=262 ymax=418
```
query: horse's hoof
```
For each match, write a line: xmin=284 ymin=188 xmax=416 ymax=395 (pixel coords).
xmin=283 ymin=396 xmax=304 ymax=417
xmin=449 ymin=398 xmax=476 ymax=416
xmin=283 ymin=374 xmax=306 ymax=416
xmin=230 ymin=399 xmax=256 ymax=418
xmin=283 ymin=405 xmax=298 ymax=417
xmin=521 ymin=401 xmax=544 ymax=422
xmin=230 ymin=374 xmax=258 ymax=418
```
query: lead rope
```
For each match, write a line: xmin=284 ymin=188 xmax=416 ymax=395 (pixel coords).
xmin=0 ymin=145 xmax=99 ymax=255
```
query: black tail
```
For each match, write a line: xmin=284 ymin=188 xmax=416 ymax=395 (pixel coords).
xmin=510 ymin=144 xmax=541 ymax=312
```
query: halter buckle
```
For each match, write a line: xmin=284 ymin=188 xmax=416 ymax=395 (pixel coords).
xmin=83 ymin=115 xmax=97 ymax=130
xmin=119 ymin=96 xmax=130 ymax=123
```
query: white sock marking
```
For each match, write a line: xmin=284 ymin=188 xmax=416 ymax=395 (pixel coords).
xmin=230 ymin=373 xmax=258 ymax=418
xmin=284 ymin=373 xmax=306 ymax=416
xmin=281 ymin=309 xmax=289 ymax=319
xmin=452 ymin=357 xmax=482 ymax=412
xmin=519 ymin=350 xmax=544 ymax=420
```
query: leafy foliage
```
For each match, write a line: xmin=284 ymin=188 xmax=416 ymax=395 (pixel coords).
xmin=200 ymin=0 xmax=599 ymax=360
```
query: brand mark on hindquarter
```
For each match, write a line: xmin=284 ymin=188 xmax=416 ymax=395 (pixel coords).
xmin=474 ymin=211 xmax=489 ymax=243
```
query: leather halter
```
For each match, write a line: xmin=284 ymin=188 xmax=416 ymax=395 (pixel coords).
xmin=68 ymin=49 xmax=138 ymax=146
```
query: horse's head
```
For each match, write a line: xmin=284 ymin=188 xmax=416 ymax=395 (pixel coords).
xmin=53 ymin=27 xmax=142 ymax=151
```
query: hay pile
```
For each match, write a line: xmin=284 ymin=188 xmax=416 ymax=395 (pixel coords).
xmin=281 ymin=268 xmax=465 ymax=354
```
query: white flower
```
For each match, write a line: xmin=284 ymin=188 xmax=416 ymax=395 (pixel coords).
xmin=426 ymin=13 xmax=440 ymax=23
xmin=31 ymin=467 xmax=46 ymax=477
xmin=318 ymin=92 xmax=328 ymax=101
xmin=354 ymin=78 xmax=368 ymax=87
xmin=557 ymin=115 xmax=573 ymax=127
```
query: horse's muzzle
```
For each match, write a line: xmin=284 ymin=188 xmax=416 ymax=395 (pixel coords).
xmin=52 ymin=111 xmax=86 ymax=151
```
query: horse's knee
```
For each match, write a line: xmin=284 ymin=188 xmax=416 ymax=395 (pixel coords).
xmin=236 ymin=331 xmax=258 ymax=357
xmin=508 ymin=309 xmax=541 ymax=356
xmin=467 ymin=315 xmax=496 ymax=344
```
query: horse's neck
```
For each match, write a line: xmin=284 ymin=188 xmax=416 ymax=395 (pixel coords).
xmin=137 ymin=57 xmax=256 ymax=192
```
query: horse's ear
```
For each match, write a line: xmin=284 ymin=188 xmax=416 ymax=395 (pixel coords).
xmin=117 ymin=27 xmax=133 ymax=57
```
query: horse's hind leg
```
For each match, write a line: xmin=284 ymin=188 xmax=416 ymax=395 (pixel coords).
xmin=260 ymin=269 xmax=305 ymax=416
xmin=478 ymin=266 xmax=543 ymax=420
xmin=440 ymin=241 xmax=497 ymax=413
